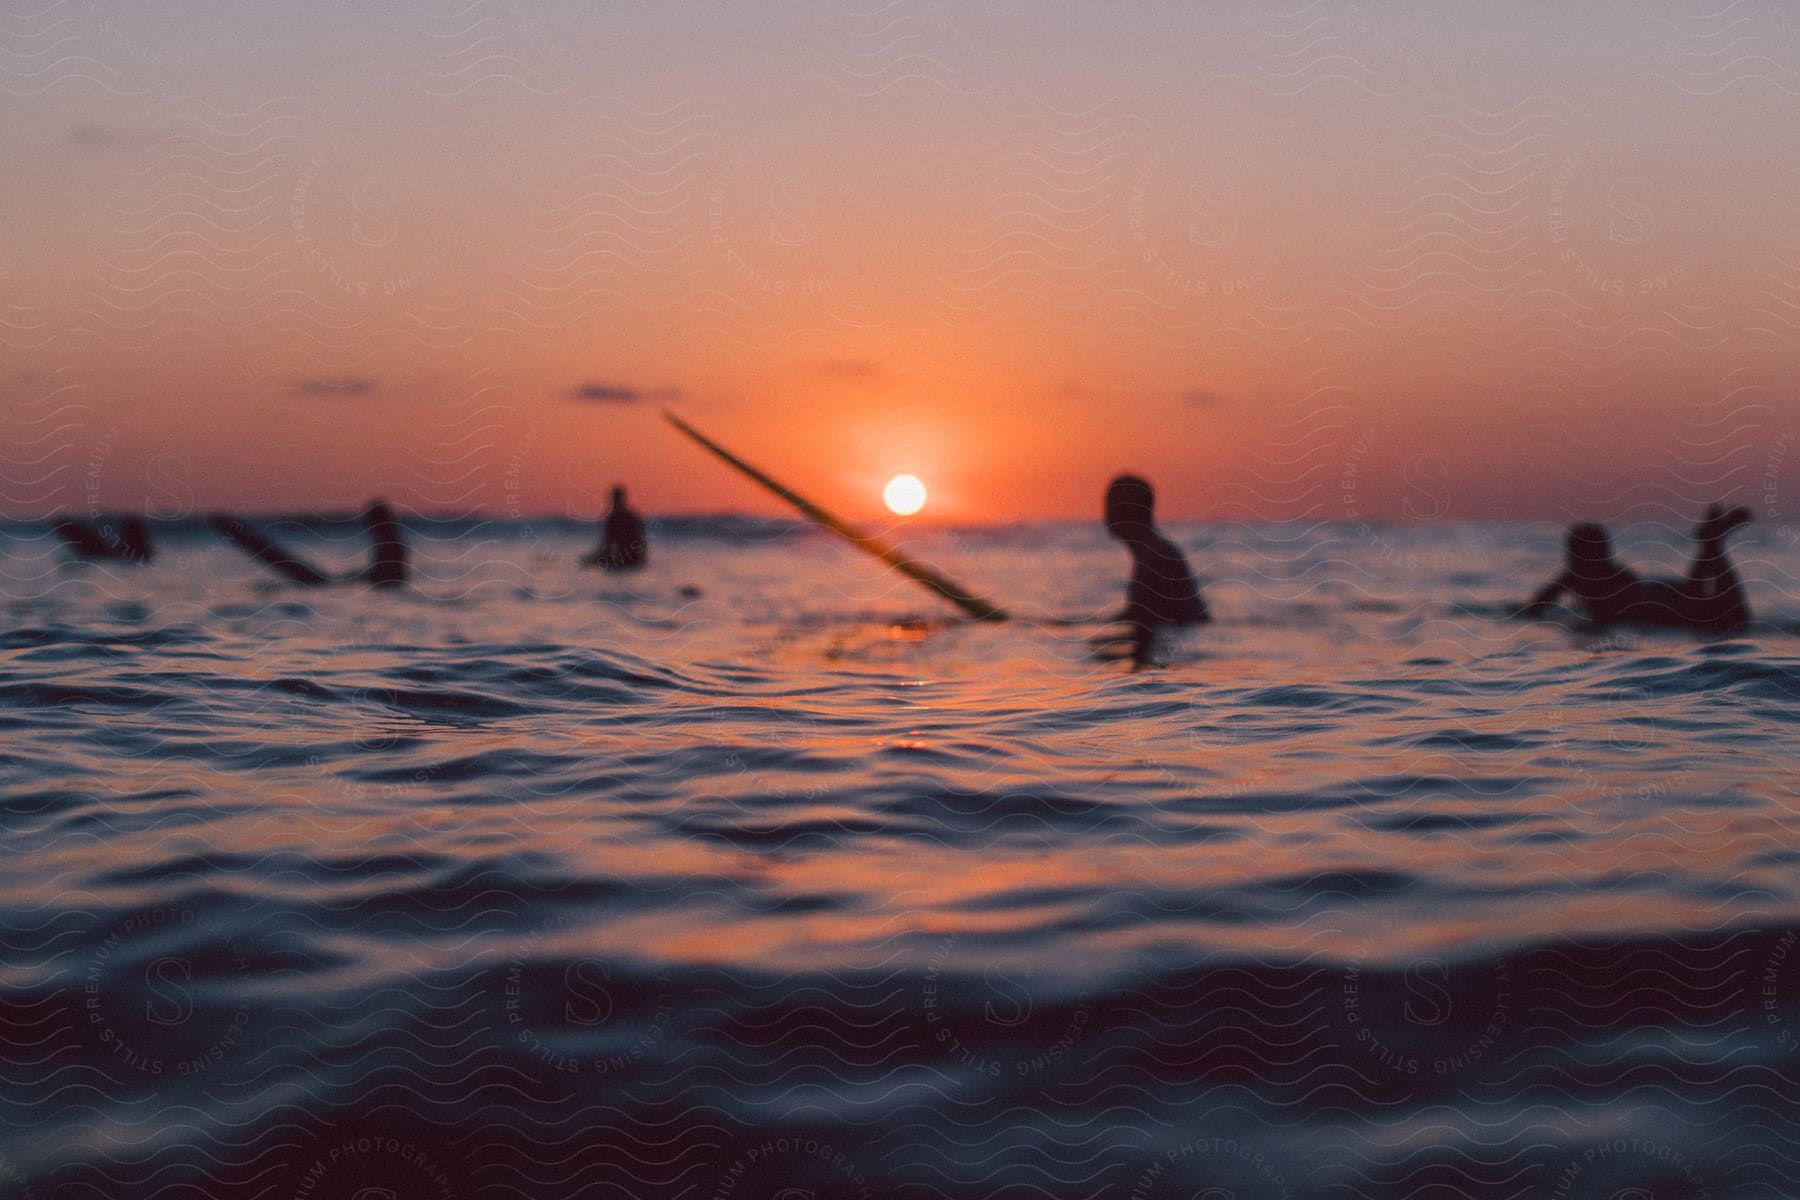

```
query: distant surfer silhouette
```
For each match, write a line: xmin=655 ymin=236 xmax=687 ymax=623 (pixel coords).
xmin=361 ymin=500 xmax=408 ymax=587
xmin=212 ymin=499 xmax=409 ymax=587
xmin=1102 ymin=474 xmax=1208 ymax=666
xmin=1519 ymin=504 xmax=1752 ymax=633
xmin=54 ymin=515 xmax=153 ymax=564
xmin=581 ymin=485 xmax=647 ymax=570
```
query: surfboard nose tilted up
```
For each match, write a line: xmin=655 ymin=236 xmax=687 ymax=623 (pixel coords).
xmin=661 ymin=410 xmax=1008 ymax=622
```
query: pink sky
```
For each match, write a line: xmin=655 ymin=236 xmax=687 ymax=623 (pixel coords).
xmin=3 ymin=1 xmax=1798 ymax=524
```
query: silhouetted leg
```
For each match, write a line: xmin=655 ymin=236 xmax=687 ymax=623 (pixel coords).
xmin=1683 ymin=506 xmax=1751 ymax=630
xmin=1685 ymin=539 xmax=1723 ymax=595
xmin=1696 ymin=550 xmax=1748 ymax=630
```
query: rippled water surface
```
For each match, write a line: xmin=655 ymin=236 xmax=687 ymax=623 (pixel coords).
xmin=4 ymin=518 xmax=1799 ymax=1198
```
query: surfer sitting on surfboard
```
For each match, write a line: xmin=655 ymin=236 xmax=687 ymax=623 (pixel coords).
xmin=1518 ymin=504 xmax=1752 ymax=633
xmin=581 ymin=485 xmax=647 ymax=570
xmin=1102 ymin=474 xmax=1208 ymax=666
xmin=212 ymin=499 xmax=409 ymax=588
xmin=54 ymin=515 xmax=154 ymax=564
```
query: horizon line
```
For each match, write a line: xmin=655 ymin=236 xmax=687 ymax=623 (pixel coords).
xmin=1 ymin=509 xmax=1732 ymax=530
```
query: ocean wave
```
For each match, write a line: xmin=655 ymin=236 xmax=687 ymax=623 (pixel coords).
xmin=3 ymin=523 xmax=1798 ymax=1194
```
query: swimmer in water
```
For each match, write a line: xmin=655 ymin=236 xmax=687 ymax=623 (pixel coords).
xmin=53 ymin=515 xmax=154 ymax=564
xmin=581 ymin=485 xmax=647 ymax=570
xmin=1519 ymin=504 xmax=1752 ymax=634
xmin=1101 ymin=473 xmax=1208 ymax=666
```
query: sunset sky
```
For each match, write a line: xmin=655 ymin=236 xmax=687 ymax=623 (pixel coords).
xmin=4 ymin=1 xmax=1798 ymax=523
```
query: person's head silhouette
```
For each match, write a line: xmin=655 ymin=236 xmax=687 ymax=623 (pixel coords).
xmin=611 ymin=485 xmax=628 ymax=509
xmin=1104 ymin=474 xmax=1155 ymax=541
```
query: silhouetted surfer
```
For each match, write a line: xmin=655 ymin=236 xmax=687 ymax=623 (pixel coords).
xmin=360 ymin=500 xmax=408 ymax=587
xmin=581 ymin=485 xmax=647 ymax=570
xmin=1102 ymin=474 xmax=1208 ymax=666
xmin=1519 ymin=504 xmax=1752 ymax=633
xmin=53 ymin=515 xmax=154 ymax=563
xmin=212 ymin=499 xmax=409 ymax=588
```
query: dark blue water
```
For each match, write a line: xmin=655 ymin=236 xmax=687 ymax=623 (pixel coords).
xmin=3 ymin=519 xmax=1798 ymax=1198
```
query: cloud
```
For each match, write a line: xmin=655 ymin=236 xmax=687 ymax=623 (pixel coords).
xmin=1183 ymin=388 xmax=1227 ymax=408
xmin=293 ymin=375 xmax=377 ymax=398
xmin=567 ymin=382 xmax=681 ymax=404
xmin=817 ymin=358 xmax=884 ymax=380
xmin=67 ymin=123 xmax=165 ymax=150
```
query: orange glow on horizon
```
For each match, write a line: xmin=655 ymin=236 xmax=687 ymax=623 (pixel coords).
xmin=3 ymin=5 xmax=1794 ymax=524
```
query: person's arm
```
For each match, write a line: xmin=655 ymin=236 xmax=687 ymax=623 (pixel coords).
xmin=1517 ymin=572 xmax=1569 ymax=618
xmin=1127 ymin=614 xmax=1155 ymax=670
xmin=1117 ymin=572 xmax=1161 ymax=665
xmin=1084 ymin=581 xmax=1146 ymax=657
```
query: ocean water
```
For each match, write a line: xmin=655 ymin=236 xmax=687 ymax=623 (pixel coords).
xmin=2 ymin=517 xmax=1799 ymax=1199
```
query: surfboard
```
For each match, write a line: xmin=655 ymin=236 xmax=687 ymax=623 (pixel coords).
xmin=662 ymin=410 xmax=1008 ymax=621
xmin=211 ymin=516 xmax=334 ymax=586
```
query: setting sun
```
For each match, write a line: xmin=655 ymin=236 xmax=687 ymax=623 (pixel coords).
xmin=883 ymin=475 xmax=927 ymax=516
